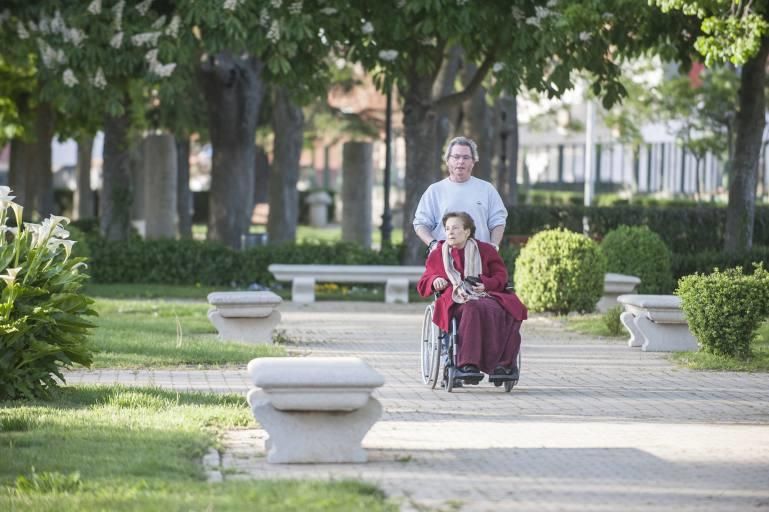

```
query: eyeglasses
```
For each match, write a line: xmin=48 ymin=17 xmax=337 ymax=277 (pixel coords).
xmin=449 ymin=155 xmax=473 ymax=162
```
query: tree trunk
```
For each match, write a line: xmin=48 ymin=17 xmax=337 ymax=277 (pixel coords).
xmin=176 ymin=135 xmax=192 ymax=239
xmin=143 ymin=133 xmax=178 ymax=239
xmin=267 ymin=86 xmax=304 ymax=244
xmin=724 ymin=36 xmax=769 ymax=253
xmin=254 ymin=144 xmax=270 ymax=205
xmin=9 ymin=102 xmax=55 ymax=219
xmin=74 ymin=135 xmax=94 ymax=219
xmin=433 ymin=46 xmax=462 ymax=178
xmin=101 ymin=107 xmax=134 ymax=240
xmin=461 ymin=61 xmax=492 ymax=181
xmin=199 ymin=53 xmax=264 ymax=249
xmin=402 ymin=77 xmax=441 ymax=264
xmin=496 ymin=94 xmax=519 ymax=206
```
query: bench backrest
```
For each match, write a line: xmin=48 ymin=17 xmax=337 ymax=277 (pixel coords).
xmin=268 ymin=264 xmax=425 ymax=283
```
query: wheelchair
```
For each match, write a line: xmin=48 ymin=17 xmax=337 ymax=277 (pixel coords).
xmin=420 ymin=300 xmax=521 ymax=393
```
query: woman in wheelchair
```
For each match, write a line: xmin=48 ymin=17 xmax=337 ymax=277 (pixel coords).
xmin=417 ymin=211 xmax=527 ymax=383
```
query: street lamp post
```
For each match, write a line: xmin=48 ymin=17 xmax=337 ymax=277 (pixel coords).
xmin=380 ymin=83 xmax=393 ymax=247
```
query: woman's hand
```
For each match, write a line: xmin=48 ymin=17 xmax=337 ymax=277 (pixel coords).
xmin=433 ymin=277 xmax=448 ymax=291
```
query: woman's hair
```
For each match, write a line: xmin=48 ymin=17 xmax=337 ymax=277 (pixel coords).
xmin=442 ymin=211 xmax=476 ymax=238
xmin=443 ymin=136 xmax=479 ymax=163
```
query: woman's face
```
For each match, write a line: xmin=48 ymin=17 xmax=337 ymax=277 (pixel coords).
xmin=444 ymin=217 xmax=470 ymax=247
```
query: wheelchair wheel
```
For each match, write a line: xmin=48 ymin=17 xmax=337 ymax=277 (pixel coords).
xmin=446 ymin=365 xmax=457 ymax=392
xmin=420 ymin=304 xmax=441 ymax=387
xmin=503 ymin=349 xmax=522 ymax=393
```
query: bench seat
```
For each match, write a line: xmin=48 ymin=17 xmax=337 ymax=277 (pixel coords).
xmin=617 ymin=294 xmax=698 ymax=352
xmin=246 ymin=357 xmax=384 ymax=463
xmin=268 ymin=263 xmax=425 ymax=304
xmin=207 ymin=291 xmax=281 ymax=344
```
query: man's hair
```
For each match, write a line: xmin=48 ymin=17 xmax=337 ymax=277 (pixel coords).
xmin=442 ymin=211 xmax=476 ymax=238
xmin=443 ymin=136 xmax=479 ymax=163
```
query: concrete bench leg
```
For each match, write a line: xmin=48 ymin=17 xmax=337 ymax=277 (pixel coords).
xmin=207 ymin=309 xmax=281 ymax=344
xmin=292 ymin=277 xmax=316 ymax=304
xmin=634 ymin=315 xmax=699 ymax=352
xmin=247 ymin=389 xmax=382 ymax=463
xmin=385 ymin=277 xmax=409 ymax=304
xmin=620 ymin=311 xmax=643 ymax=348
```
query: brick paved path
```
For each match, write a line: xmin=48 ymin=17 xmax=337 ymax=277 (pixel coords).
xmin=68 ymin=302 xmax=769 ymax=511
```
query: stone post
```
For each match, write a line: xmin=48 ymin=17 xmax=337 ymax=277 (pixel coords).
xmin=306 ymin=190 xmax=332 ymax=227
xmin=341 ymin=142 xmax=373 ymax=247
xmin=143 ymin=133 xmax=178 ymax=239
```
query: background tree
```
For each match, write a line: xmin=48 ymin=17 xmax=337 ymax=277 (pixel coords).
xmin=653 ymin=0 xmax=769 ymax=251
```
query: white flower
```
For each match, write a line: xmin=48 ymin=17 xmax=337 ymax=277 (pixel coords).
xmin=150 ymin=61 xmax=176 ymax=77
xmin=145 ymin=49 xmax=159 ymax=64
xmin=113 ymin=0 xmax=125 ymax=30
xmin=362 ymin=21 xmax=374 ymax=34
xmin=579 ymin=31 xmax=592 ymax=41
xmin=64 ymin=28 xmax=86 ymax=47
xmin=62 ymin=69 xmax=79 ymax=87
xmin=151 ymin=15 xmax=166 ymax=30
xmin=378 ymin=49 xmax=398 ymax=62
xmin=165 ymin=15 xmax=180 ymax=38
xmin=511 ymin=7 xmax=525 ymax=20
xmin=271 ymin=0 xmax=283 ymax=8
xmin=49 ymin=215 xmax=70 ymax=226
xmin=288 ymin=1 xmax=302 ymax=14
xmin=0 ymin=186 xmax=15 ymax=211
xmin=267 ymin=20 xmax=280 ymax=42
xmin=110 ymin=32 xmax=124 ymax=48
xmin=50 ymin=10 xmax=65 ymax=34
xmin=547 ymin=0 xmax=558 ymax=6
xmin=10 ymin=202 xmax=23 ymax=225
xmin=534 ymin=6 xmax=552 ymax=19
xmin=319 ymin=7 xmax=337 ymax=15
xmin=87 ymin=0 xmax=101 ymax=15
xmin=17 ymin=21 xmax=29 ymax=39
xmin=38 ymin=17 xmax=50 ymax=34
xmin=131 ymin=31 xmax=161 ymax=47
xmin=525 ymin=17 xmax=541 ymax=28
xmin=223 ymin=0 xmax=241 ymax=10
xmin=91 ymin=67 xmax=107 ymax=89
xmin=0 ymin=267 xmax=22 ymax=287
xmin=136 ymin=0 xmax=153 ymax=15
xmin=259 ymin=8 xmax=270 ymax=27
xmin=492 ymin=62 xmax=504 ymax=73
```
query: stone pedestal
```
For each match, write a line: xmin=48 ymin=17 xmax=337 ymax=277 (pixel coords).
xmin=143 ymin=133 xmax=178 ymax=239
xmin=207 ymin=291 xmax=282 ymax=344
xmin=247 ymin=357 xmax=385 ymax=463
xmin=341 ymin=142 xmax=373 ymax=248
xmin=597 ymin=273 xmax=641 ymax=312
xmin=618 ymin=294 xmax=699 ymax=352
xmin=306 ymin=190 xmax=332 ymax=227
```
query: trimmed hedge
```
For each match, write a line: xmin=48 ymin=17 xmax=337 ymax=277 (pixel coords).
xmin=600 ymin=225 xmax=673 ymax=293
xmin=505 ymin=204 xmax=769 ymax=254
xmin=677 ymin=265 xmax=769 ymax=358
xmin=87 ymin=238 xmax=403 ymax=286
xmin=514 ymin=228 xmax=607 ymax=314
xmin=672 ymin=246 xmax=769 ymax=283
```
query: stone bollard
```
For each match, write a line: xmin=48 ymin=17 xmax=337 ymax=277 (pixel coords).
xmin=305 ymin=190 xmax=332 ymax=227
xmin=207 ymin=291 xmax=282 ymax=344
xmin=247 ymin=357 xmax=385 ymax=463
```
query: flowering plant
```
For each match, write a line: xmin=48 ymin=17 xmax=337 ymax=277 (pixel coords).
xmin=0 ymin=187 xmax=96 ymax=400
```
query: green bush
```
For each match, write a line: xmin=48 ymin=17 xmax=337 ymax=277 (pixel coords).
xmin=514 ymin=228 xmax=607 ymax=314
xmin=87 ymin=238 xmax=403 ymax=287
xmin=0 ymin=189 xmax=96 ymax=400
xmin=677 ymin=265 xmax=769 ymax=359
xmin=600 ymin=225 xmax=673 ymax=293
xmin=603 ymin=305 xmax=624 ymax=336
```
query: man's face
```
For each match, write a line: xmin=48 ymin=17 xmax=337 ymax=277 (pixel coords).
xmin=446 ymin=144 xmax=474 ymax=183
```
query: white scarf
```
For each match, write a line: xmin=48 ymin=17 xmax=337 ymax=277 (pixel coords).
xmin=442 ymin=238 xmax=486 ymax=303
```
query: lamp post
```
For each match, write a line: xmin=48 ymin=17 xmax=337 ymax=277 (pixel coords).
xmin=380 ymin=82 xmax=393 ymax=247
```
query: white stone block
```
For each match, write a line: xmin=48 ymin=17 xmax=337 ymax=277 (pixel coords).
xmin=292 ymin=277 xmax=316 ymax=304
xmin=207 ymin=309 xmax=280 ymax=344
xmin=620 ymin=311 xmax=643 ymax=348
xmin=597 ymin=273 xmax=641 ymax=313
xmin=617 ymin=294 xmax=699 ymax=352
xmin=206 ymin=291 xmax=282 ymax=344
xmin=246 ymin=357 xmax=385 ymax=463
xmin=385 ymin=277 xmax=409 ymax=304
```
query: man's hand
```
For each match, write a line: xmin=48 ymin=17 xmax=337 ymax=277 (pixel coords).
xmin=433 ymin=277 xmax=448 ymax=291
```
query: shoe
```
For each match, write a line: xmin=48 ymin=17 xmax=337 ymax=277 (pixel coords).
xmin=457 ymin=364 xmax=481 ymax=376
xmin=490 ymin=366 xmax=519 ymax=381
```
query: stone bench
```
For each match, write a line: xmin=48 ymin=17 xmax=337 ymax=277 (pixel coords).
xmin=207 ymin=291 xmax=282 ymax=344
xmin=246 ymin=357 xmax=385 ymax=463
xmin=617 ymin=294 xmax=698 ymax=352
xmin=596 ymin=273 xmax=641 ymax=313
xmin=268 ymin=263 xmax=425 ymax=304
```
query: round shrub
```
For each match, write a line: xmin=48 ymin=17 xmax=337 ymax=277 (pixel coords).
xmin=677 ymin=265 xmax=769 ymax=359
xmin=514 ymin=228 xmax=607 ymax=314
xmin=600 ymin=225 xmax=673 ymax=293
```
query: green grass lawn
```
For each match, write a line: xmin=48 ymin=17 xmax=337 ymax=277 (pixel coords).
xmin=0 ymin=386 xmax=395 ymax=511
xmin=564 ymin=313 xmax=626 ymax=339
xmin=86 ymin=296 xmax=285 ymax=368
